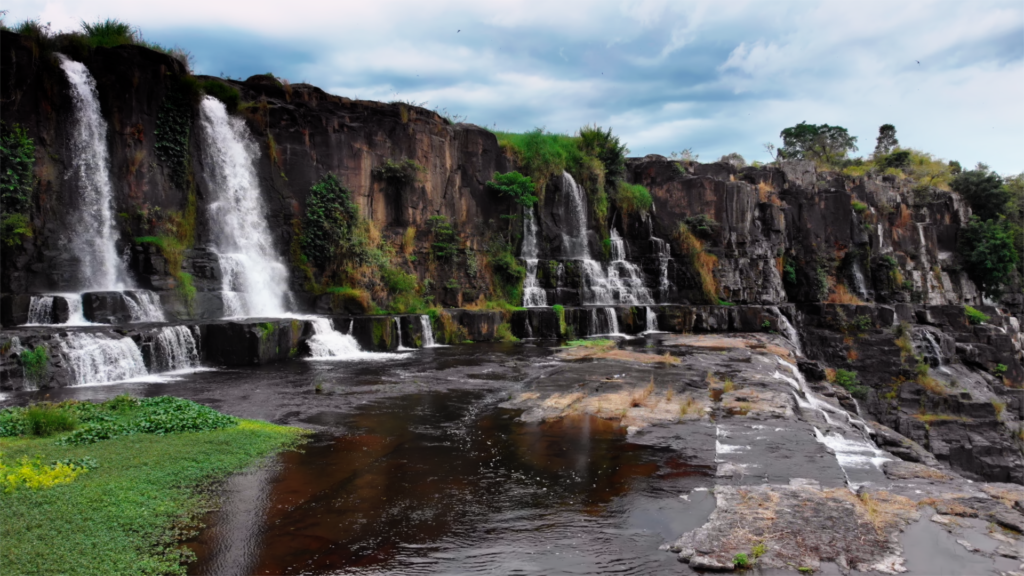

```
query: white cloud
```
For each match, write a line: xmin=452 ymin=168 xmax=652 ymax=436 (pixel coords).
xmin=5 ymin=0 xmax=1022 ymax=173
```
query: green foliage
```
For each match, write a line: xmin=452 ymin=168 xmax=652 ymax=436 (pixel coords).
xmin=958 ymin=216 xmax=1018 ymax=298
xmin=486 ymin=171 xmax=538 ymax=208
xmin=851 ymin=200 xmax=869 ymax=213
xmin=487 ymin=235 xmax=525 ymax=304
xmin=751 ymin=542 xmax=767 ymax=558
xmin=964 ymin=305 xmax=990 ymax=325
xmin=834 ymin=369 xmax=868 ymax=399
xmin=953 ymin=169 xmax=1008 ymax=222
xmin=552 ymin=304 xmax=567 ymax=337
xmin=301 ymin=173 xmax=360 ymax=270
xmin=1 ymin=122 xmax=36 ymax=247
xmin=23 ymin=405 xmax=78 ymax=436
xmin=778 ymin=121 xmax=858 ymax=166
xmin=783 ymin=258 xmax=797 ymax=285
xmin=495 ymin=322 xmax=519 ymax=342
xmin=154 ymin=76 xmax=195 ymax=191
xmin=494 ymin=128 xmax=583 ymax=191
xmin=372 ymin=159 xmax=425 ymax=188
xmin=994 ymin=364 xmax=1008 ymax=376
xmin=577 ymin=124 xmax=629 ymax=185
xmin=200 ymin=80 xmax=240 ymax=113
xmin=20 ymin=345 xmax=48 ymax=384
xmin=614 ymin=181 xmax=653 ymax=216
xmin=874 ymin=124 xmax=898 ymax=156
xmin=0 ymin=398 xmax=303 ymax=575
xmin=683 ymin=214 xmax=719 ymax=239
xmin=257 ymin=322 xmax=274 ymax=340
xmin=428 ymin=215 xmax=459 ymax=261
xmin=878 ymin=150 xmax=911 ymax=171
xmin=80 ymin=18 xmax=138 ymax=47
xmin=53 ymin=396 xmax=239 ymax=446
xmin=565 ymin=339 xmax=615 ymax=348
xmin=381 ymin=267 xmax=417 ymax=294
xmin=176 ymin=272 xmax=195 ymax=312
xmin=733 ymin=552 xmax=750 ymax=568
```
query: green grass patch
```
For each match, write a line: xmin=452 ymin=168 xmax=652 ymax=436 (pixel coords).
xmin=495 ymin=322 xmax=519 ymax=342
xmin=552 ymin=304 xmax=567 ymax=337
xmin=0 ymin=396 xmax=305 ymax=575
xmin=614 ymin=181 xmax=653 ymax=217
xmin=964 ymin=305 xmax=989 ymax=325
xmin=564 ymin=339 xmax=616 ymax=348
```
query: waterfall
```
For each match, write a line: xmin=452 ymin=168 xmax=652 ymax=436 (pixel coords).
xmin=560 ymin=172 xmax=652 ymax=305
xmin=27 ymin=296 xmax=54 ymax=324
xmin=125 ymin=291 xmax=165 ymax=322
xmin=152 ymin=326 xmax=200 ymax=372
xmin=774 ymin=360 xmax=889 ymax=488
xmin=588 ymin=307 xmax=622 ymax=336
xmin=522 ymin=209 xmax=547 ymax=307
xmin=604 ymin=308 xmax=621 ymax=335
xmin=58 ymin=55 xmax=126 ymax=291
xmin=394 ymin=318 xmax=411 ymax=350
xmin=60 ymin=333 xmax=148 ymax=386
xmin=923 ymin=331 xmax=944 ymax=366
xmin=850 ymin=260 xmax=868 ymax=300
xmin=644 ymin=307 xmax=659 ymax=333
xmin=198 ymin=96 xmax=289 ymax=318
xmin=772 ymin=308 xmax=803 ymax=357
xmin=25 ymin=294 xmax=88 ymax=326
xmin=420 ymin=315 xmax=437 ymax=347
xmin=306 ymin=318 xmax=408 ymax=360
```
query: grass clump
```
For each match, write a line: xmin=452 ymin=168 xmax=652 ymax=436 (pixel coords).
xmin=199 ymin=80 xmax=240 ymax=112
xmin=565 ymin=339 xmax=616 ymax=349
xmin=495 ymin=322 xmax=519 ymax=342
xmin=24 ymin=405 xmax=78 ymax=436
xmin=733 ymin=552 xmax=750 ymax=569
xmin=614 ymin=181 xmax=652 ymax=221
xmin=20 ymin=345 xmax=49 ymax=385
xmin=851 ymin=200 xmax=869 ymax=213
xmin=1 ymin=454 xmax=91 ymax=494
xmin=0 ymin=396 xmax=304 ymax=575
xmin=552 ymin=304 xmax=567 ymax=337
xmin=964 ymin=305 xmax=989 ymax=325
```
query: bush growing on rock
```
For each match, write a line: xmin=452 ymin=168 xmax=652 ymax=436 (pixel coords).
xmin=958 ymin=217 xmax=1018 ymax=299
xmin=778 ymin=121 xmax=858 ymax=167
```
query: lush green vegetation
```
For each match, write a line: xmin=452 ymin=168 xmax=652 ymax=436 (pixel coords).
xmin=486 ymin=171 xmax=537 ymax=208
xmin=0 ymin=396 xmax=304 ymax=575
xmin=964 ymin=305 xmax=990 ymax=325
xmin=778 ymin=122 xmax=858 ymax=166
xmin=834 ymin=369 xmax=868 ymax=399
xmin=564 ymin=338 xmax=616 ymax=348
xmin=0 ymin=122 xmax=35 ymax=247
xmin=200 ymin=79 xmax=240 ymax=112
xmin=613 ymin=182 xmax=653 ymax=219
xmin=372 ymin=159 xmax=425 ymax=188
xmin=19 ymin=345 xmax=49 ymax=385
xmin=552 ymin=304 xmax=567 ymax=337
xmin=958 ymin=215 xmax=1018 ymax=299
xmin=301 ymin=173 xmax=361 ymax=269
xmin=428 ymin=215 xmax=459 ymax=261
xmin=486 ymin=234 xmax=526 ymax=304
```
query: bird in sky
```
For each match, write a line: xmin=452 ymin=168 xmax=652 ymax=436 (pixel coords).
xmin=916 ymin=60 xmax=920 ymax=65
xmin=457 ymin=30 xmax=461 ymax=33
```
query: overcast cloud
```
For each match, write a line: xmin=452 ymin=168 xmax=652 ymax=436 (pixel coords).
xmin=6 ymin=0 xmax=1023 ymax=173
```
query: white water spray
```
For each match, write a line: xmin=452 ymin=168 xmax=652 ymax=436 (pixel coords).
xmin=306 ymin=318 xmax=408 ymax=361
xmin=152 ymin=326 xmax=201 ymax=372
xmin=58 ymin=55 xmax=126 ymax=291
xmin=60 ymin=333 xmax=149 ymax=386
xmin=420 ymin=315 xmax=439 ymax=347
xmin=522 ymin=209 xmax=547 ymax=307
xmin=198 ymin=96 xmax=289 ymax=317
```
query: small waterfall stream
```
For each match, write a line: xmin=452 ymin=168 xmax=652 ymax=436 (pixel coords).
xmin=394 ymin=318 xmax=411 ymax=351
xmin=199 ymin=96 xmax=290 ymax=318
xmin=58 ymin=326 xmax=203 ymax=386
xmin=644 ymin=307 xmax=660 ymax=333
xmin=420 ymin=315 xmax=438 ymax=347
xmin=58 ymin=55 xmax=126 ymax=291
xmin=521 ymin=209 xmax=547 ymax=307
xmin=152 ymin=326 xmax=201 ymax=372
xmin=125 ymin=291 xmax=165 ymax=322
xmin=306 ymin=319 xmax=409 ymax=360
xmin=26 ymin=294 xmax=88 ymax=326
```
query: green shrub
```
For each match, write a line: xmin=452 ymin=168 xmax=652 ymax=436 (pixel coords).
xmin=994 ymin=363 xmax=1008 ymax=376
xmin=372 ymin=159 xmax=425 ymax=188
xmin=493 ymin=129 xmax=584 ymax=192
xmin=428 ymin=215 xmax=459 ymax=261
xmin=851 ymin=200 xmax=869 ymax=213
xmin=733 ymin=552 xmax=750 ymax=569
xmin=301 ymin=173 xmax=360 ymax=269
xmin=552 ymin=304 xmax=567 ymax=337
xmin=200 ymin=79 xmax=240 ymax=112
xmin=965 ymin=305 xmax=989 ymax=325
xmin=55 ymin=396 xmax=238 ymax=446
xmin=25 ymin=405 xmax=78 ymax=436
xmin=487 ymin=235 xmax=525 ymax=304
xmin=487 ymin=171 xmax=537 ymax=208
xmin=81 ymin=18 xmax=139 ymax=47
xmin=614 ymin=182 xmax=653 ymax=216
xmin=958 ymin=216 xmax=1018 ymax=298
xmin=1 ymin=213 xmax=32 ymax=246
xmin=381 ymin=267 xmax=417 ymax=294
xmin=834 ymin=369 xmax=868 ymax=399
xmin=0 ymin=122 xmax=35 ymax=215
xmin=20 ymin=345 xmax=48 ymax=384
xmin=953 ymin=168 xmax=1008 ymax=222
xmin=495 ymin=322 xmax=519 ymax=342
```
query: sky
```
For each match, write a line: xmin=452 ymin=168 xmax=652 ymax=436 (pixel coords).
xmin=6 ymin=0 xmax=1024 ymax=174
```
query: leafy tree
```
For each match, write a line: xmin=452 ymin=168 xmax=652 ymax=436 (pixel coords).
xmin=958 ymin=216 xmax=1018 ymax=298
xmin=948 ymin=160 xmax=962 ymax=175
xmin=874 ymin=124 xmax=898 ymax=156
xmin=952 ymin=169 xmax=1007 ymax=222
xmin=878 ymin=150 xmax=911 ymax=171
xmin=778 ymin=122 xmax=858 ymax=167
xmin=718 ymin=152 xmax=746 ymax=167
xmin=486 ymin=171 xmax=537 ymax=208
xmin=1 ymin=122 xmax=35 ymax=246
xmin=300 ymin=173 xmax=360 ymax=269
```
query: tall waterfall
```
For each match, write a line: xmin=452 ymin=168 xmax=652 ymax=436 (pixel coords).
xmin=198 ymin=96 xmax=289 ymax=318
xmin=420 ymin=315 xmax=437 ymax=347
xmin=58 ymin=56 xmax=126 ymax=291
xmin=522 ymin=209 xmax=547 ymax=307
xmin=559 ymin=172 xmax=652 ymax=306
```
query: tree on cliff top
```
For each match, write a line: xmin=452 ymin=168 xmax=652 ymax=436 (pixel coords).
xmin=874 ymin=124 xmax=899 ymax=156
xmin=778 ymin=122 xmax=858 ymax=167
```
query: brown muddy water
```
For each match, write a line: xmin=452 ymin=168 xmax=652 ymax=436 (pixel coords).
xmin=4 ymin=341 xmax=717 ymax=575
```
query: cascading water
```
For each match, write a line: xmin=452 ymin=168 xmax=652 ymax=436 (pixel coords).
xmin=60 ymin=333 xmax=149 ymax=386
xmin=644 ymin=307 xmax=659 ymax=333
xmin=521 ymin=209 xmax=547 ymax=307
xmin=198 ymin=96 xmax=290 ymax=318
xmin=58 ymin=55 xmax=126 ymax=291
xmin=125 ymin=291 xmax=165 ymax=322
xmin=394 ymin=318 xmax=411 ymax=351
xmin=772 ymin=307 xmax=803 ymax=357
xmin=850 ymin=260 xmax=868 ymax=301
xmin=560 ymin=172 xmax=652 ymax=306
xmin=646 ymin=215 xmax=674 ymax=302
xmin=420 ymin=315 xmax=438 ymax=347
xmin=306 ymin=318 xmax=408 ymax=360
xmin=25 ymin=294 xmax=88 ymax=326
xmin=152 ymin=326 xmax=201 ymax=372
